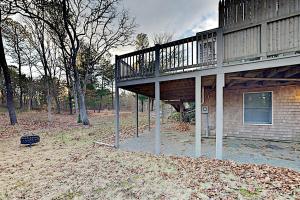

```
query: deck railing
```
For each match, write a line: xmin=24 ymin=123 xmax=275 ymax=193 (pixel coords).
xmin=116 ymin=29 xmax=218 ymax=82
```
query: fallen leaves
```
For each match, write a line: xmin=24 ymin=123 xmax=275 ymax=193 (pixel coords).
xmin=174 ymin=122 xmax=191 ymax=132
xmin=0 ymin=111 xmax=299 ymax=199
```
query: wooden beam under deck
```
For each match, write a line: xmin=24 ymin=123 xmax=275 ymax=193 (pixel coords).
xmin=227 ymin=77 xmax=300 ymax=82
xmin=121 ymin=66 xmax=299 ymax=103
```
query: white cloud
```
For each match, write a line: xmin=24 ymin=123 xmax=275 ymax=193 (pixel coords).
xmin=114 ymin=0 xmax=219 ymax=56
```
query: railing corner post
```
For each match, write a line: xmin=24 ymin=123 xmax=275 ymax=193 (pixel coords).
xmin=216 ymin=28 xmax=224 ymax=68
xmin=155 ymin=44 xmax=161 ymax=77
xmin=115 ymin=55 xmax=119 ymax=82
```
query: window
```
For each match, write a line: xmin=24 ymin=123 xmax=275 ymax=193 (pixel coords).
xmin=244 ymin=92 xmax=272 ymax=125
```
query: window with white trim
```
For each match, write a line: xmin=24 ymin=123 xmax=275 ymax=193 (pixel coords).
xmin=244 ymin=92 xmax=272 ymax=125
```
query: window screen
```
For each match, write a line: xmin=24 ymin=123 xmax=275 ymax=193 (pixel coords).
xmin=244 ymin=92 xmax=272 ymax=124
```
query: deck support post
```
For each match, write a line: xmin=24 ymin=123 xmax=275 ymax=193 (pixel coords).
xmin=155 ymin=81 xmax=160 ymax=155
xmin=195 ymin=76 xmax=202 ymax=157
xmin=148 ymin=97 xmax=151 ymax=131
xmin=135 ymin=93 xmax=139 ymax=137
xmin=216 ymin=73 xmax=224 ymax=160
xmin=114 ymin=56 xmax=120 ymax=148
xmin=154 ymin=44 xmax=161 ymax=155
xmin=179 ymin=101 xmax=184 ymax=122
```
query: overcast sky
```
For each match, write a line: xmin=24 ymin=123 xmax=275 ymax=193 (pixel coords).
xmin=115 ymin=0 xmax=219 ymax=55
xmin=7 ymin=0 xmax=220 ymax=75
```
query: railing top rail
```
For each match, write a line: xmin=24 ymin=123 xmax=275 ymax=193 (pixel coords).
xmin=118 ymin=46 xmax=156 ymax=59
xmin=118 ymin=28 xmax=219 ymax=60
xmin=160 ymin=35 xmax=197 ymax=48
xmin=196 ymin=27 xmax=219 ymax=36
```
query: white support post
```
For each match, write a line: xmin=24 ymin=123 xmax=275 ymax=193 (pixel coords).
xmin=115 ymin=55 xmax=120 ymax=148
xmin=155 ymin=81 xmax=160 ymax=155
xmin=216 ymin=73 xmax=224 ymax=160
xmin=148 ymin=97 xmax=151 ymax=131
xmin=135 ymin=93 xmax=139 ymax=137
xmin=195 ymin=76 xmax=202 ymax=157
xmin=114 ymin=86 xmax=120 ymax=148
xmin=154 ymin=44 xmax=161 ymax=155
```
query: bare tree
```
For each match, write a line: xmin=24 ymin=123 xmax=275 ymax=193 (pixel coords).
xmin=0 ymin=2 xmax=17 ymax=125
xmin=153 ymin=33 xmax=173 ymax=45
xmin=2 ymin=18 xmax=30 ymax=109
xmin=13 ymin=0 xmax=136 ymax=125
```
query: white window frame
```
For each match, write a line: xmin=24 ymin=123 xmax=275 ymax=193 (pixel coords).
xmin=243 ymin=91 xmax=273 ymax=126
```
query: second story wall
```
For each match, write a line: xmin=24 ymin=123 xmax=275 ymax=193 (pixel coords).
xmin=220 ymin=0 xmax=300 ymax=62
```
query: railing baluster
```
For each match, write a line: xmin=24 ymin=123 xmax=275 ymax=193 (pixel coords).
xmin=187 ymin=41 xmax=189 ymax=67
xmin=174 ymin=45 xmax=176 ymax=70
xmin=207 ymin=33 xmax=209 ymax=65
xmin=196 ymin=34 xmax=199 ymax=65
xmin=192 ymin=39 xmax=194 ymax=65
xmin=178 ymin=43 xmax=180 ymax=68
xmin=169 ymin=47 xmax=171 ymax=70
xmin=125 ymin=57 xmax=127 ymax=78
xmin=148 ymin=51 xmax=150 ymax=75
xmin=162 ymin=48 xmax=164 ymax=71
xmin=137 ymin=54 xmax=139 ymax=76
xmin=152 ymin=51 xmax=154 ymax=75
xmin=165 ymin=48 xmax=169 ymax=71
xmin=182 ymin=43 xmax=185 ymax=68
xmin=130 ymin=56 xmax=132 ymax=78
xmin=201 ymin=34 xmax=204 ymax=67
xmin=123 ymin=58 xmax=125 ymax=78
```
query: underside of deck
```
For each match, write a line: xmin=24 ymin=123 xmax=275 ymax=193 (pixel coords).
xmin=121 ymin=66 xmax=300 ymax=102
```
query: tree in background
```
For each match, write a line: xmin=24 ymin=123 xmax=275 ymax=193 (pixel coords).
xmin=11 ymin=0 xmax=136 ymax=125
xmin=153 ymin=33 xmax=173 ymax=45
xmin=2 ymin=18 xmax=30 ymax=109
xmin=135 ymin=33 xmax=149 ymax=50
xmin=0 ymin=2 xmax=17 ymax=125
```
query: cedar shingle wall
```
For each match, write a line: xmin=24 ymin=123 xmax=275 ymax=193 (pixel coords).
xmin=202 ymin=85 xmax=300 ymax=141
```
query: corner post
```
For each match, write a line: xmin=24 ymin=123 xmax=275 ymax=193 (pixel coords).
xmin=216 ymin=27 xmax=224 ymax=160
xmin=154 ymin=44 xmax=161 ymax=155
xmin=148 ymin=97 xmax=151 ymax=131
xmin=114 ymin=55 xmax=120 ymax=148
xmin=195 ymin=76 xmax=202 ymax=157
xmin=135 ymin=93 xmax=139 ymax=137
xmin=216 ymin=73 xmax=224 ymax=159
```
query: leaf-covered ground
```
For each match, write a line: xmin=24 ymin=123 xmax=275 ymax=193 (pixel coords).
xmin=0 ymin=111 xmax=299 ymax=199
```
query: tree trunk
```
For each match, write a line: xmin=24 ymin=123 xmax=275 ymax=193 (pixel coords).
xmin=74 ymin=67 xmax=89 ymax=125
xmin=73 ymin=80 xmax=79 ymax=114
xmin=0 ymin=29 xmax=17 ymax=125
xmin=98 ymin=96 xmax=102 ymax=113
xmin=141 ymin=100 xmax=144 ymax=112
xmin=98 ymin=78 xmax=104 ymax=113
xmin=0 ymin=89 xmax=5 ymax=105
xmin=28 ymin=63 xmax=34 ymax=110
xmin=17 ymin=49 xmax=23 ymax=110
xmin=66 ymin=69 xmax=73 ymax=115
xmin=47 ymin=88 xmax=52 ymax=122
xmin=151 ymin=98 xmax=154 ymax=111
xmin=55 ymin=96 xmax=61 ymax=114
xmin=61 ymin=43 xmax=73 ymax=115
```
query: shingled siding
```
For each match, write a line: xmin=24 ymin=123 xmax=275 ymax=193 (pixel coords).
xmin=202 ymin=84 xmax=300 ymax=142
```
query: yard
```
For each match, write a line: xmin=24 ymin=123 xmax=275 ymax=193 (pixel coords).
xmin=0 ymin=111 xmax=299 ymax=199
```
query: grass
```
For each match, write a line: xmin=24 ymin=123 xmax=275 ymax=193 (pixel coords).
xmin=0 ymin=111 xmax=299 ymax=199
xmin=239 ymin=188 xmax=262 ymax=197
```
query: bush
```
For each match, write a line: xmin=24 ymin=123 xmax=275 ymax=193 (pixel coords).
xmin=169 ymin=112 xmax=181 ymax=121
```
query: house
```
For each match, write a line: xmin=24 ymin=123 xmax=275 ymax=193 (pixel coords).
xmin=114 ymin=0 xmax=300 ymax=159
